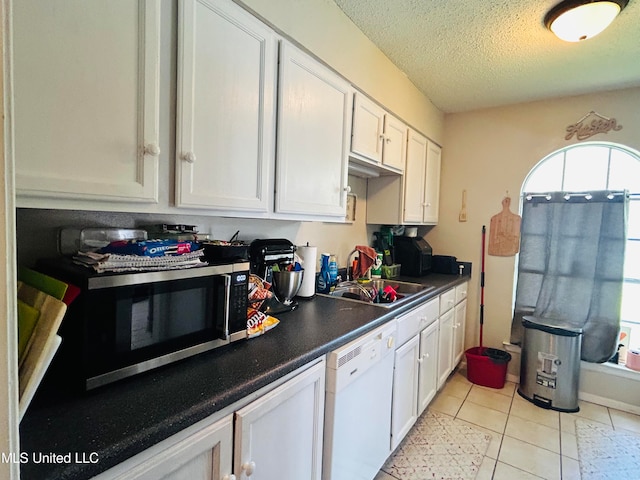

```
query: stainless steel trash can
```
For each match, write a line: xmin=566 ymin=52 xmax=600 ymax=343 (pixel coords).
xmin=518 ymin=316 xmax=583 ymax=412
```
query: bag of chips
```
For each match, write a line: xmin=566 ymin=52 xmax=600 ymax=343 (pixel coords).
xmin=247 ymin=308 xmax=280 ymax=338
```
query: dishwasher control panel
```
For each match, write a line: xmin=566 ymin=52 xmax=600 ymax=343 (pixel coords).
xmin=326 ymin=322 xmax=397 ymax=394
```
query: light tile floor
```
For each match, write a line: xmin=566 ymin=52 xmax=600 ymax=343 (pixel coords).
xmin=375 ymin=369 xmax=640 ymax=480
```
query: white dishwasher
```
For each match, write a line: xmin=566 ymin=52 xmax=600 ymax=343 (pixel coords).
xmin=323 ymin=321 xmax=397 ymax=480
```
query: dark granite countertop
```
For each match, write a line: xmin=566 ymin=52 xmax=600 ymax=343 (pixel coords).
xmin=19 ymin=273 xmax=468 ymax=480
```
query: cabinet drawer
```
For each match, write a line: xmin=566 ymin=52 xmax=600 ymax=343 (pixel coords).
xmin=439 ymin=288 xmax=456 ymax=314
xmin=420 ymin=298 xmax=440 ymax=328
xmin=396 ymin=298 xmax=439 ymax=347
xmin=455 ymin=282 xmax=468 ymax=304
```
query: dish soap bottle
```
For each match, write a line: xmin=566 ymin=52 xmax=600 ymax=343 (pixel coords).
xmin=328 ymin=254 xmax=338 ymax=287
xmin=317 ymin=253 xmax=331 ymax=294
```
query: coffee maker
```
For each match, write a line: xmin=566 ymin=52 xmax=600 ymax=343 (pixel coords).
xmin=394 ymin=236 xmax=433 ymax=276
xmin=249 ymin=239 xmax=298 ymax=313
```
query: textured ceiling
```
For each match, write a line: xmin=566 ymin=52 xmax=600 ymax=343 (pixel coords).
xmin=332 ymin=0 xmax=640 ymax=113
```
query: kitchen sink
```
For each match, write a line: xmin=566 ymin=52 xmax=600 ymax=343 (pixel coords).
xmin=322 ymin=279 xmax=434 ymax=308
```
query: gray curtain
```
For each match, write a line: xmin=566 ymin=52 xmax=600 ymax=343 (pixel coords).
xmin=510 ymin=191 xmax=628 ymax=363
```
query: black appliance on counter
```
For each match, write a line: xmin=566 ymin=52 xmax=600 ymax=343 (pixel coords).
xmin=249 ymin=238 xmax=296 ymax=283
xmin=249 ymin=239 xmax=299 ymax=314
xmin=36 ymin=258 xmax=249 ymax=391
xmin=394 ymin=236 xmax=433 ymax=277
xmin=432 ymin=255 xmax=460 ymax=274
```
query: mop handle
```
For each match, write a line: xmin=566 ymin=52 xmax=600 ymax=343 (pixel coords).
xmin=479 ymin=225 xmax=486 ymax=351
xmin=481 ymin=225 xmax=486 ymax=306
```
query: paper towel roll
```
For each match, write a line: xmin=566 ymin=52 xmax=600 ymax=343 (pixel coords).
xmin=297 ymin=245 xmax=318 ymax=298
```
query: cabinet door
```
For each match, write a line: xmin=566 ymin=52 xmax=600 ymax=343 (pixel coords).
xmin=437 ymin=310 xmax=454 ymax=389
xmin=453 ymin=299 xmax=467 ymax=367
xmin=418 ymin=321 xmax=439 ymax=415
xmin=350 ymin=94 xmax=385 ymax=163
xmin=176 ymin=0 xmax=277 ymax=212
xmin=402 ymin=129 xmax=427 ymax=224
xmin=95 ymin=414 xmax=234 ymax=480
xmin=235 ymin=360 xmax=325 ymax=480
xmin=391 ymin=335 xmax=419 ymax=450
xmin=276 ymin=42 xmax=351 ymax=218
xmin=423 ymin=141 xmax=442 ymax=224
xmin=14 ymin=0 xmax=160 ymax=203
xmin=382 ymin=114 xmax=407 ymax=172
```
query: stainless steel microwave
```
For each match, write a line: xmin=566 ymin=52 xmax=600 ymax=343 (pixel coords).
xmin=37 ymin=259 xmax=249 ymax=390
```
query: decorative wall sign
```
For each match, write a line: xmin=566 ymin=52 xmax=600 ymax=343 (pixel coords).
xmin=346 ymin=194 xmax=356 ymax=222
xmin=565 ymin=111 xmax=623 ymax=141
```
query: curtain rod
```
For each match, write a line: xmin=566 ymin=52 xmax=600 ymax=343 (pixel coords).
xmin=523 ymin=192 xmax=634 ymax=201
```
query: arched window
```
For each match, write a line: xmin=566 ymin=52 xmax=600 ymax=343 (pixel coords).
xmin=521 ymin=142 xmax=640 ymax=362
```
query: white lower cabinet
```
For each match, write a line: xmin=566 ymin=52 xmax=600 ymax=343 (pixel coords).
xmin=437 ymin=308 xmax=454 ymax=390
xmin=391 ymin=335 xmax=420 ymax=450
xmin=94 ymin=359 xmax=324 ymax=480
xmin=437 ymin=282 xmax=468 ymax=390
xmin=92 ymin=415 xmax=234 ymax=480
xmin=234 ymin=359 xmax=325 ymax=480
xmin=453 ymin=299 xmax=467 ymax=366
xmin=391 ymin=298 xmax=439 ymax=450
xmin=417 ymin=320 xmax=439 ymax=416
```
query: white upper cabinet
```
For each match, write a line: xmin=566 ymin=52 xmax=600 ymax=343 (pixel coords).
xmin=350 ymin=93 xmax=406 ymax=174
xmin=404 ymin=129 xmax=441 ymax=224
xmin=175 ymin=0 xmax=277 ymax=213
xmin=423 ymin=140 xmax=442 ymax=224
xmin=402 ymin=129 xmax=429 ymax=224
xmin=383 ymin=114 xmax=408 ymax=171
xmin=366 ymin=127 xmax=441 ymax=225
xmin=275 ymin=41 xmax=352 ymax=218
xmin=351 ymin=95 xmax=385 ymax=163
xmin=14 ymin=0 xmax=161 ymax=204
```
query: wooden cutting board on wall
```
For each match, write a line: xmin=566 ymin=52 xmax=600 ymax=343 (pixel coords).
xmin=488 ymin=196 xmax=522 ymax=256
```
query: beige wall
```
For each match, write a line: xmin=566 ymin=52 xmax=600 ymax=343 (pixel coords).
xmin=236 ymin=0 xmax=444 ymax=144
xmin=429 ymin=86 xmax=640 ymax=357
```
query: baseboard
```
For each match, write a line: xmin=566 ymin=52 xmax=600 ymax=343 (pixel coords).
xmin=578 ymin=392 xmax=640 ymax=416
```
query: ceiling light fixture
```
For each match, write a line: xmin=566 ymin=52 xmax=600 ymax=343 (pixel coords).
xmin=544 ymin=0 xmax=629 ymax=42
